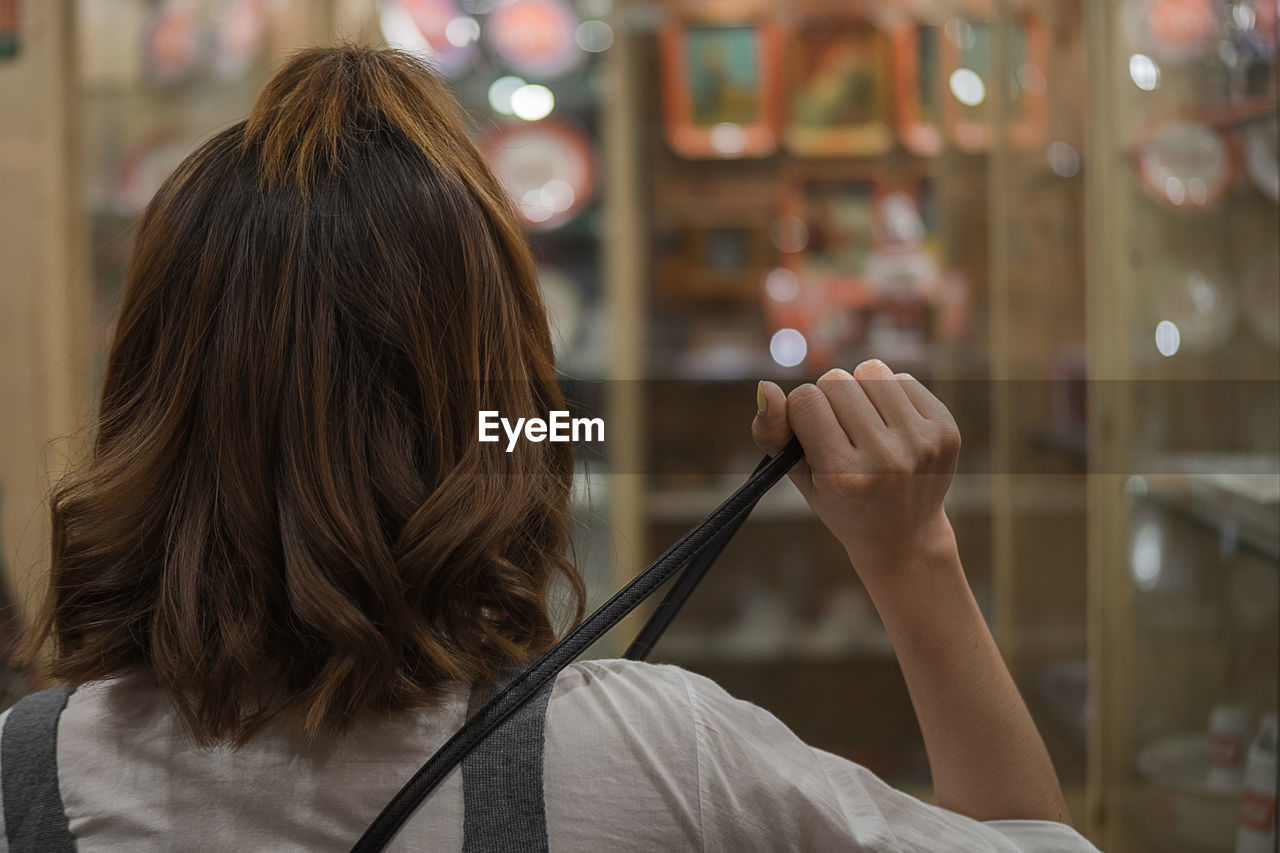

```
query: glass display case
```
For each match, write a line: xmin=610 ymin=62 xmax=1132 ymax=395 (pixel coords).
xmin=618 ymin=0 xmax=1093 ymax=804
xmin=1084 ymin=0 xmax=1278 ymax=849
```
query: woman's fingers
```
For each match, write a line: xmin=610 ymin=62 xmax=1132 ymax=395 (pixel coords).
xmin=751 ymin=380 xmax=814 ymax=495
xmin=896 ymin=372 xmax=951 ymax=423
xmin=751 ymin=367 xmax=958 ymax=494
xmin=853 ymin=359 xmax=919 ymax=428
xmin=747 ymin=365 xmax=963 ymax=578
xmin=785 ymin=383 xmax=855 ymax=475
xmin=816 ymin=368 xmax=884 ymax=445
xmin=895 ymin=371 xmax=963 ymax=470
xmin=751 ymin=380 xmax=791 ymax=456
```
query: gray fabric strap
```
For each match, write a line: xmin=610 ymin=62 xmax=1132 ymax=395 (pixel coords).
xmin=2 ymin=686 xmax=77 ymax=853
xmin=460 ymin=667 xmax=554 ymax=853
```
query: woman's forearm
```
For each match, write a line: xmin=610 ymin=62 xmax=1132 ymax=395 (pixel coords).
xmin=856 ymin=523 xmax=1072 ymax=825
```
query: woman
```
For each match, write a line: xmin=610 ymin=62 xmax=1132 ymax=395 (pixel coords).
xmin=1 ymin=46 xmax=1098 ymax=852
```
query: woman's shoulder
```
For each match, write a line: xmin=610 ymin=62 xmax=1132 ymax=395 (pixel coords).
xmin=546 ymin=657 xmax=798 ymax=780
xmin=541 ymin=659 xmax=713 ymax=848
xmin=550 ymin=658 xmax=741 ymax=729
xmin=555 ymin=657 xmax=698 ymax=696
xmin=549 ymin=658 xmax=699 ymax=733
xmin=544 ymin=658 xmax=747 ymax=777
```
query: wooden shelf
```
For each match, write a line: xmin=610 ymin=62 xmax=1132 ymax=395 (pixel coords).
xmin=1136 ymin=475 xmax=1280 ymax=566
xmin=645 ymin=478 xmax=1084 ymax=523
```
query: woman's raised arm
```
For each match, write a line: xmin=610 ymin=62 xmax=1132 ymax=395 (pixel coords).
xmin=751 ymin=359 xmax=1071 ymax=825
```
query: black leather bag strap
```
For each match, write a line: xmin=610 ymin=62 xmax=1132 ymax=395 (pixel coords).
xmin=621 ymin=451 xmax=773 ymax=661
xmin=348 ymin=437 xmax=803 ymax=853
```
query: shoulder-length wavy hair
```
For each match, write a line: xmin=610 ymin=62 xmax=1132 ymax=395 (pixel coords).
xmin=24 ymin=45 xmax=584 ymax=745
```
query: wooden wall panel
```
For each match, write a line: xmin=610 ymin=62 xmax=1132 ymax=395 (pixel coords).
xmin=0 ymin=0 xmax=87 ymax=628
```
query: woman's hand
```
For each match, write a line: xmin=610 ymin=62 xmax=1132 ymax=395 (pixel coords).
xmin=751 ymin=359 xmax=962 ymax=582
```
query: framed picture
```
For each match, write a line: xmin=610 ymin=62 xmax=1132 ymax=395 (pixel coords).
xmin=763 ymin=170 xmax=886 ymax=365
xmin=785 ymin=11 xmax=894 ymax=157
xmin=0 ymin=0 xmax=18 ymax=61
xmin=656 ymin=220 xmax=775 ymax=303
xmin=661 ymin=12 xmax=783 ymax=159
xmin=940 ymin=14 xmax=1048 ymax=152
xmin=892 ymin=22 xmax=943 ymax=156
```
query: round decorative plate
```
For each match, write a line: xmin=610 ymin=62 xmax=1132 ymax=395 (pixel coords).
xmin=479 ymin=119 xmax=595 ymax=231
xmin=1135 ymin=119 xmax=1235 ymax=209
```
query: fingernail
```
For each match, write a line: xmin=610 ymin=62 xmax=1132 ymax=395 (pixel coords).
xmin=756 ymin=381 xmax=767 ymax=414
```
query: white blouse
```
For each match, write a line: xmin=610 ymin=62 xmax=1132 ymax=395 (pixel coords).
xmin=0 ymin=658 xmax=1100 ymax=852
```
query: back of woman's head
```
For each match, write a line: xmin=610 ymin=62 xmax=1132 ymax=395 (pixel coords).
xmin=27 ymin=44 xmax=583 ymax=745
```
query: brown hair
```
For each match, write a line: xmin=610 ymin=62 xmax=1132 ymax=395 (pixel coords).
xmin=24 ymin=45 xmax=584 ymax=745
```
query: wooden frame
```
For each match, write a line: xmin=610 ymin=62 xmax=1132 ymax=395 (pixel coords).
xmin=660 ymin=7 xmax=783 ymax=159
xmin=941 ymin=12 xmax=1049 ymax=152
xmin=892 ymin=21 xmax=944 ymax=156
xmin=784 ymin=8 xmax=894 ymax=158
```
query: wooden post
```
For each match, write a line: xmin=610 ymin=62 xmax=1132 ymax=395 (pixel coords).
xmin=988 ymin=0 xmax=1015 ymax=663
xmin=601 ymin=8 xmax=646 ymax=654
xmin=1084 ymin=0 xmax=1135 ymax=845
xmin=0 ymin=0 xmax=87 ymax=624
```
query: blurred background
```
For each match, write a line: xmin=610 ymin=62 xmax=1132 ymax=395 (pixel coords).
xmin=0 ymin=0 xmax=1277 ymax=850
